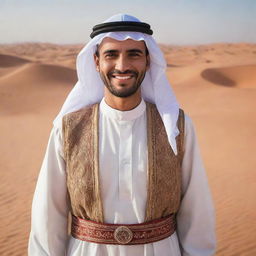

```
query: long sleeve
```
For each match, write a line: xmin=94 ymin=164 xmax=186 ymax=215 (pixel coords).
xmin=176 ymin=115 xmax=216 ymax=256
xmin=28 ymin=127 xmax=69 ymax=256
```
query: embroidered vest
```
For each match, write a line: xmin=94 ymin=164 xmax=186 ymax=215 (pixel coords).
xmin=62 ymin=102 xmax=185 ymax=223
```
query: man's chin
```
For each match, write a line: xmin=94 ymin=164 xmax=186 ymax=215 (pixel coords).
xmin=107 ymin=86 xmax=140 ymax=98
xmin=110 ymin=78 xmax=134 ymax=87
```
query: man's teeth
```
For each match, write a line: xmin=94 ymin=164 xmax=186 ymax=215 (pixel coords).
xmin=114 ymin=76 xmax=131 ymax=80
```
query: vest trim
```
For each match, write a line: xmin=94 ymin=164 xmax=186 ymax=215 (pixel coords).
xmin=92 ymin=104 xmax=104 ymax=222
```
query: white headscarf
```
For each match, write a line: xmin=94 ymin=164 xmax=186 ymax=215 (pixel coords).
xmin=53 ymin=14 xmax=180 ymax=155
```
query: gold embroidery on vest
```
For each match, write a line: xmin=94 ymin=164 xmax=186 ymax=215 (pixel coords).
xmin=63 ymin=104 xmax=104 ymax=223
xmin=145 ymin=103 xmax=184 ymax=221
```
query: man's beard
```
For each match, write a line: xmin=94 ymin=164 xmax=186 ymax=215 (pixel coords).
xmin=100 ymin=70 xmax=146 ymax=98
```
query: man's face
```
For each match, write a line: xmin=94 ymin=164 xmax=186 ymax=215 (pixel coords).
xmin=94 ymin=37 xmax=150 ymax=98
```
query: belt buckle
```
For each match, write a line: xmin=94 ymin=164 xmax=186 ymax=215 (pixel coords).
xmin=114 ymin=226 xmax=133 ymax=244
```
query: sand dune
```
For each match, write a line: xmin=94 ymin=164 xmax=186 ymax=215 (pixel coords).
xmin=0 ymin=53 xmax=30 ymax=67
xmin=201 ymin=64 xmax=256 ymax=88
xmin=0 ymin=43 xmax=82 ymax=69
xmin=0 ymin=54 xmax=31 ymax=77
xmin=0 ymin=62 xmax=76 ymax=83
xmin=0 ymin=63 xmax=76 ymax=114
xmin=0 ymin=43 xmax=256 ymax=256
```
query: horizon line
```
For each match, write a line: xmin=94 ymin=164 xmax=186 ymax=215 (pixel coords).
xmin=1 ymin=41 xmax=256 ymax=47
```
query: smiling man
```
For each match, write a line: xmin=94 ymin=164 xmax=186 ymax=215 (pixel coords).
xmin=28 ymin=14 xmax=216 ymax=256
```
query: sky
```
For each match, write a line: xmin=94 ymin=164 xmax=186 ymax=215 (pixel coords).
xmin=0 ymin=0 xmax=256 ymax=45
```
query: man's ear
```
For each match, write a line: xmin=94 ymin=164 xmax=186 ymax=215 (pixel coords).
xmin=94 ymin=54 xmax=100 ymax=72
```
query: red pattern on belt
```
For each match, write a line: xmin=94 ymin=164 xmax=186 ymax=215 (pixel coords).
xmin=71 ymin=214 xmax=176 ymax=245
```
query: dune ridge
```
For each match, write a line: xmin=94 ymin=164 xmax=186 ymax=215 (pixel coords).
xmin=201 ymin=64 xmax=256 ymax=88
xmin=0 ymin=53 xmax=30 ymax=67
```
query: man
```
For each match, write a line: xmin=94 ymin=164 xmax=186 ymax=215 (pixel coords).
xmin=29 ymin=14 xmax=216 ymax=256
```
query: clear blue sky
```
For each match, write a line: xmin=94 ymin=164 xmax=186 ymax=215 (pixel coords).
xmin=0 ymin=0 xmax=255 ymax=45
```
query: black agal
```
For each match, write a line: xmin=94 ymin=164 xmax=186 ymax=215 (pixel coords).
xmin=90 ymin=21 xmax=153 ymax=38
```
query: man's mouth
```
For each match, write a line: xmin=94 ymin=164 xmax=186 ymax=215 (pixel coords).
xmin=109 ymin=70 xmax=137 ymax=81
xmin=112 ymin=75 xmax=133 ymax=80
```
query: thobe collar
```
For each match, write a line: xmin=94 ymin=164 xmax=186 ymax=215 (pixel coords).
xmin=100 ymin=98 xmax=146 ymax=121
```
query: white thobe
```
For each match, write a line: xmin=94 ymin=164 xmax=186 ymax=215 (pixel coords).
xmin=28 ymin=98 xmax=216 ymax=256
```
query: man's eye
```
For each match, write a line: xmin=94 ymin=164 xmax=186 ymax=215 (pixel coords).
xmin=105 ymin=53 xmax=117 ymax=58
xmin=129 ymin=53 xmax=140 ymax=57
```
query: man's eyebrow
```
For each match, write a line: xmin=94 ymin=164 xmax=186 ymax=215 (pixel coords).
xmin=102 ymin=49 xmax=118 ymax=55
xmin=127 ymin=49 xmax=144 ymax=54
xmin=102 ymin=49 xmax=144 ymax=55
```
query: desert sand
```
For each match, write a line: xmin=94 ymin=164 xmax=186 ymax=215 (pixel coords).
xmin=0 ymin=42 xmax=256 ymax=255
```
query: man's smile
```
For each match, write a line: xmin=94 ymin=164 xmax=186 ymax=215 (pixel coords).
xmin=109 ymin=70 xmax=138 ymax=82
xmin=111 ymin=74 xmax=134 ymax=80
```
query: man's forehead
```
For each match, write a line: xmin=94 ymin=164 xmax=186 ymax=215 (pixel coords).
xmin=98 ymin=37 xmax=147 ymax=52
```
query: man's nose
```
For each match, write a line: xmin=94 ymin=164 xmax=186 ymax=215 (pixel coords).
xmin=115 ymin=55 xmax=130 ymax=72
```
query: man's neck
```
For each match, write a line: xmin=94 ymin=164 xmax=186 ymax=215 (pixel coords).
xmin=104 ymin=90 xmax=142 ymax=111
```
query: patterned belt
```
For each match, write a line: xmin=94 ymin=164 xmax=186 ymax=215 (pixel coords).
xmin=71 ymin=214 xmax=176 ymax=245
